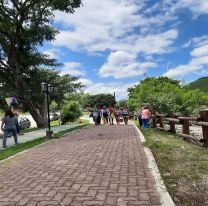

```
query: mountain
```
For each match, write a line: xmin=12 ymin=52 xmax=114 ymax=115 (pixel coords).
xmin=187 ymin=77 xmax=208 ymax=93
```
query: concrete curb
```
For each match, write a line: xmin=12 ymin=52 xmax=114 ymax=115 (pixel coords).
xmin=131 ymin=121 xmax=175 ymax=206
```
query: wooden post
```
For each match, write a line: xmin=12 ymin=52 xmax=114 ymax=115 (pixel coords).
xmin=158 ymin=115 xmax=164 ymax=128
xmin=152 ymin=113 xmax=157 ymax=128
xmin=169 ymin=113 xmax=176 ymax=133
xmin=182 ymin=119 xmax=190 ymax=135
xmin=199 ymin=110 xmax=208 ymax=147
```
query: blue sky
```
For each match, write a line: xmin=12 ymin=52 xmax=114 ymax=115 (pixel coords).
xmin=43 ymin=0 xmax=208 ymax=99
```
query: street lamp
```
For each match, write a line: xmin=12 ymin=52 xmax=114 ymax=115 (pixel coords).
xmin=41 ymin=82 xmax=56 ymax=138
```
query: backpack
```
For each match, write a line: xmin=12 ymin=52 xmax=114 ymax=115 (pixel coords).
xmin=115 ymin=111 xmax=120 ymax=116
xmin=122 ymin=111 xmax=129 ymax=116
xmin=103 ymin=110 xmax=108 ymax=117
xmin=92 ymin=111 xmax=98 ymax=117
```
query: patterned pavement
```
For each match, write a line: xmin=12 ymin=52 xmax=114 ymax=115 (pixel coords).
xmin=0 ymin=125 xmax=161 ymax=206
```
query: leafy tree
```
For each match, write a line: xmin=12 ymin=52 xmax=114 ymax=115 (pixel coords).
xmin=117 ymin=100 xmax=128 ymax=108
xmin=0 ymin=0 xmax=82 ymax=127
xmin=83 ymin=94 xmax=116 ymax=108
xmin=128 ymin=77 xmax=208 ymax=115
xmin=65 ymin=92 xmax=90 ymax=108
xmin=61 ymin=101 xmax=82 ymax=123
xmin=50 ymin=101 xmax=58 ymax=114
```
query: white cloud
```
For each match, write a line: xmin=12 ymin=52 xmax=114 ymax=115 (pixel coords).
xmin=53 ymin=0 xmax=178 ymax=55
xmin=60 ymin=61 xmax=85 ymax=76
xmin=99 ymin=51 xmax=157 ymax=79
xmin=191 ymin=45 xmax=208 ymax=58
xmin=43 ymin=49 xmax=61 ymax=58
xmin=164 ymin=34 xmax=208 ymax=78
xmin=85 ymin=81 xmax=137 ymax=100
xmin=176 ymin=0 xmax=208 ymax=16
xmin=164 ymin=54 xmax=208 ymax=78
xmin=64 ymin=62 xmax=82 ymax=69
xmin=76 ymin=78 xmax=93 ymax=86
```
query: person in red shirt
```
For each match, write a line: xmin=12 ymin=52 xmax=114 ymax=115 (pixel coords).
xmin=141 ymin=106 xmax=151 ymax=128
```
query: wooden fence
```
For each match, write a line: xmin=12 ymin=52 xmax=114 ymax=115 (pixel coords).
xmin=152 ymin=110 xmax=208 ymax=147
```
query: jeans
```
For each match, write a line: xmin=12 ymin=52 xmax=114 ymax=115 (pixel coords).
xmin=3 ymin=127 xmax=18 ymax=147
xmin=142 ymin=119 xmax=149 ymax=128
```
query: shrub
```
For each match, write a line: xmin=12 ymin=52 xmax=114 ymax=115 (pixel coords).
xmin=61 ymin=101 xmax=82 ymax=124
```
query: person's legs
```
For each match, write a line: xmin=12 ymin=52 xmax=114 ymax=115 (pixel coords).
xmin=11 ymin=128 xmax=18 ymax=144
xmin=111 ymin=118 xmax=114 ymax=125
xmin=143 ymin=119 xmax=148 ymax=128
xmin=139 ymin=118 xmax=143 ymax=127
xmin=3 ymin=129 xmax=9 ymax=147
xmin=142 ymin=119 xmax=146 ymax=128
xmin=97 ymin=116 xmax=101 ymax=125
xmin=115 ymin=116 xmax=119 ymax=124
xmin=125 ymin=117 xmax=129 ymax=125
xmin=106 ymin=117 xmax=109 ymax=124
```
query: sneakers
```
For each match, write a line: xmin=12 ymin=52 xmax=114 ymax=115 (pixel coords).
xmin=3 ymin=145 xmax=7 ymax=148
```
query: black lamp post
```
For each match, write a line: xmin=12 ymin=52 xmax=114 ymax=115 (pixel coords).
xmin=41 ymin=82 xmax=56 ymax=137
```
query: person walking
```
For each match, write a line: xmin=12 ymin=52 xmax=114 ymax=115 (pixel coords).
xmin=90 ymin=106 xmax=100 ymax=126
xmin=1 ymin=109 xmax=18 ymax=148
xmin=102 ymin=106 xmax=109 ymax=125
xmin=109 ymin=106 xmax=114 ymax=125
xmin=114 ymin=106 xmax=121 ymax=124
xmin=141 ymin=106 xmax=151 ymax=128
xmin=122 ymin=108 xmax=129 ymax=125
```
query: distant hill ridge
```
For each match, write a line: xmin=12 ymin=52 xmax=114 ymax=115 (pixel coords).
xmin=187 ymin=77 xmax=208 ymax=93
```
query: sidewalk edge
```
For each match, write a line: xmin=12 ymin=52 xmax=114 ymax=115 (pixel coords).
xmin=132 ymin=121 xmax=175 ymax=206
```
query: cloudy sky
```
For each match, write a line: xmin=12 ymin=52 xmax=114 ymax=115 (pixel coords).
xmin=43 ymin=0 xmax=208 ymax=99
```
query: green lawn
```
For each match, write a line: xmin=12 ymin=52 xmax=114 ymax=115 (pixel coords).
xmin=135 ymin=122 xmax=208 ymax=206
xmin=0 ymin=123 xmax=89 ymax=161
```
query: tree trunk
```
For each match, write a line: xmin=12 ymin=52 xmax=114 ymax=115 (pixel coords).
xmin=21 ymin=95 xmax=48 ymax=128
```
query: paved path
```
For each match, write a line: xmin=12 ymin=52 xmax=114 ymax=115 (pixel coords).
xmin=0 ymin=124 xmax=82 ymax=151
xmin=0 ymin=125 xmax=161 ymax=206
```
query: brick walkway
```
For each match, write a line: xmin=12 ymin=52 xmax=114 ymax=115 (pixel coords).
xmin=0 ymin=125 xmax=161 ymax=206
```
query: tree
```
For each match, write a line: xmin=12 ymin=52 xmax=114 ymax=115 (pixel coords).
xmin=50 ymin=101 xmax=58 ymax=114
xmin=61 ymin=101 xmax=82 ymax=124
xmin=83 ymin=94 xmax=116 ymax=108
xmin=128 ymin=77 xmax=208 ymax=115
xmin=0 ymin=0 xmax=82 ymax=127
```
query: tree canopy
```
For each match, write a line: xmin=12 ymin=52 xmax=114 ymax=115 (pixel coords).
xmin=128 ymin=77 xmax=208 ymax=115
xmin=0 ymin=0 xmax=82 ymax=127
xmin=83 ymin=94 xmax=116 ymax=108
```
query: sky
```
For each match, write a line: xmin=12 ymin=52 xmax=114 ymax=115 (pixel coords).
xmin=43 ymin=0 xmax=208 ymax=100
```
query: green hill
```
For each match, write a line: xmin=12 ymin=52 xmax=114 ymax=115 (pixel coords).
xmin=187 ymin=77 xmax=208 ymax=93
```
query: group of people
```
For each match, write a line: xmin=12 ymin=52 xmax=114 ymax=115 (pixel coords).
xmin=89 ymin=105 xmax=152 ymax=128
xmin=89 ymin=106 xmax=130 ymax=125
xmin=1 ymin=108 xmax=20 ymax=148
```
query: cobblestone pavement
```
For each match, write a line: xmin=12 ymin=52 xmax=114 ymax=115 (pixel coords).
xmin=0 ymin=125 xmax=161 ymax=206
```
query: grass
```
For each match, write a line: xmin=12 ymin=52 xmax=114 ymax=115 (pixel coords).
xmin=134 ymin=121 xmax=208 ymax=205
xmin=0 ymin=123 xmax=89 ymax=161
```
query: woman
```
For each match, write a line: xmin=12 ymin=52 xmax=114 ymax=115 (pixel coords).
xmin=122 ymin=108 xmax=129 ymax=125
xmin=114 ymin=107 xmax=121 ymax=124
xmin=109 ymin=106 xmax=114 ymax=125
xmin=1 ymin=110 xmax=18 ymax=148
xmin=141 ymin=106 xmax=151 ymax=128
xmin=90 ymin=106 xmax=100 ymax=126
xmin=102 ymin=106 xmax=110 ymax=125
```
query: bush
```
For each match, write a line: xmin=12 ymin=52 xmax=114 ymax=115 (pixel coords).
xmin=61 ymin=101 xmax=82 ymax=124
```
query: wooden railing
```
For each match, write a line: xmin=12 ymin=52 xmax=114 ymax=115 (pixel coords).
xmin=152 ymin=110 xmax=208 ymax=147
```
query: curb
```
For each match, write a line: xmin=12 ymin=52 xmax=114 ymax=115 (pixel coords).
xmin=132 ymin=121 xmax=175 ymax=206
